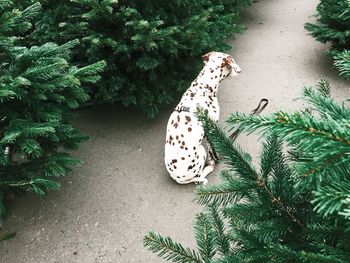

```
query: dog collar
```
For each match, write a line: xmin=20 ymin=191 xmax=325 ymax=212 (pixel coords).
xmin=174 ymin=106 xmax=191 ymax=112
xmin=201 ymin=91 xmax=217 ymax=97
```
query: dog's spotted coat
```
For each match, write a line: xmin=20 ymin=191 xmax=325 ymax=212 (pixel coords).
xmin=164 ymin=51 xmax=241 ymax=184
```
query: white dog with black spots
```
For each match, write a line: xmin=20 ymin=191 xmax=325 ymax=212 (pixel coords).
xmin=164 ymin=51 xmax=241 ymax=184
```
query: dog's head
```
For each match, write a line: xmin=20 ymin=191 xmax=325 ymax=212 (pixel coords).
xmin=202 ymin=51 xmax=241 ymax=78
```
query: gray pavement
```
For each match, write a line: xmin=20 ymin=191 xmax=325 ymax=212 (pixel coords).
xmin=1 ymin=0 xmax=349 ymax=262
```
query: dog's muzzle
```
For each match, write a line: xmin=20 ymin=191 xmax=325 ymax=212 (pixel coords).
xmin=233 ymin=65 xmax=241 ymax=73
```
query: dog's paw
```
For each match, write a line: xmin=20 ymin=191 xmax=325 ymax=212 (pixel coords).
xmin=194 ymin=178 xmax=208 ymax=185
xmin=212 ymin=151 xmax=222 ymax=162
xmin=214 ymin=155 xmax=222 ymax=162
xmin=206 ymin=159 xmax=216 ymax=167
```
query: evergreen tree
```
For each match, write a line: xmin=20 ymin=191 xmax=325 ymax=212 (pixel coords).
xmin=305 ymin=0 xmax=350 ymax=79
xmin=144 ymin=80 xmax=350 ymax=262
xmin=29 ymin=0 xmax=251 ymax=118
xmin=0 ymin=1 xmax=106 ymax=221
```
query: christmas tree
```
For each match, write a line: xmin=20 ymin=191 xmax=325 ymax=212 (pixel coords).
xmin=0 ymin=1 xmax=105 ymax=222
xmin=29 ymin=0 xmax=252 ymax=118
xmin=144 ymin=81 xmax=350 ymax=262
xmin=305 ymin=0 xmax=350 ymax=79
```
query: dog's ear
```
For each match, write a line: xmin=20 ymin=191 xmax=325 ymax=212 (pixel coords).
xmin=202 ymin=52 xmax=212 ymax=64
xmin=221 ymin=57 xmax=232 ymax=69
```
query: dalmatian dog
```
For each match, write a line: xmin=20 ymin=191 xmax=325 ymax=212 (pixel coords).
xmin=164 ymin=51 xmax=241 ymax=185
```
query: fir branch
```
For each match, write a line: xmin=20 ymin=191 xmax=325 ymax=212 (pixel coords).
xmin=227 ymin=106 xmax=350 ymax=178
xmin=2 ymin=177 xmax=60 ymax=196
xmin=315 ymin=243 xmax=350 ymax=263
xmin=305 ymin=223 xmax=345 ymax=245
xmin=144 ymin=231 xmax=202 ymax=263
xmin=257 ymin=181 xmax=304 ymax=227
xmin=196 ymin=110 xmax=257 ymax=182
xmin=194 ymin=213 xmax=216 ymax=261
xmin=213 ymin=255 xmax=240 ymax=263
xmin=0 ymin=1 xmax=12 ymax=11
xmin=227 ymin=111 xmax=350 ymax=147
xmin=208 ymin=205 xmax=230 ymax=255
xmin=316 ymin=79 xmax=331 ymax=97
xmin=230 ymin=228 xmax=265 ymax=253
xmin=334 ymin=50 xmax=350 ymax=79
xmin=21 ymin=2 xmax=42 ymax=21
xmin=254 ymin=220 xmax=292 ymax=244
xmin=73 ymin=60 xmax=106 ymax=81
xmin=339 ymin=207 xmax=350 ymax=219
xmin=259 ymin=134 xmax=283 ymax=179
xmin=268 ymin=244 xmax=302 ymax=262
xmin=196 ymin=179 xmax=253 ymax=206
xmin=198 ymin=112 xmax=304 ymax=227
xmin=303 ymin=84 xmax=350 ymax=120
xmin=312 ymin=181 xmax=350 ymax=218
xmin=223 ymin=202 xmax=264 ymax=225
xmin=302 ymin=153 xmax=346 ymax=177
xmin=300 ymin=251 xmax=348 ymax=263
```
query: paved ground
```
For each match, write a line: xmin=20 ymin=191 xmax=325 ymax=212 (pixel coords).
xmin=1 ymin=0 xmax=349 ymax=262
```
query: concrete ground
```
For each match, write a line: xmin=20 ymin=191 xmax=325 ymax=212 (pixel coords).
xmin=1 ymin=0 xmax=349 ymax=262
